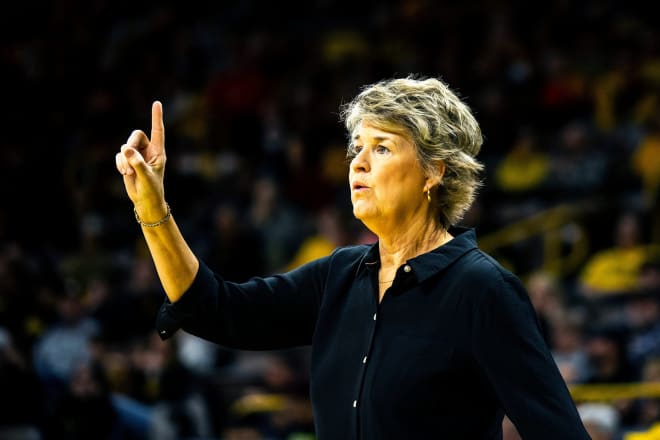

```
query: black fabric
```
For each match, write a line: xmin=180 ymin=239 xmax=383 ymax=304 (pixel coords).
xmin=157 ymin=227 xmax=590 ymax=439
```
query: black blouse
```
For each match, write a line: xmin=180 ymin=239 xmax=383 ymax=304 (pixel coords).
xmin=157 ymin=227 xmax=590 ymax=439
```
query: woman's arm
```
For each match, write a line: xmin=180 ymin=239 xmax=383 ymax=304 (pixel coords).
xmin=115 ymin=102 xmax=198 ymax=302
xmin=116 ymin=102 xmax=327 ymax=350
xmin=157 ymin=256 xmax=328 ymax=349
xmin=471 ymin=269 xmax=590 ymax=439
xmin=138 ymin=212 xmax=199 ymax=303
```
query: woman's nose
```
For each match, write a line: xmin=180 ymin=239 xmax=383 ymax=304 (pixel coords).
xmin=351 ymin=149 xmax=370 ymax=173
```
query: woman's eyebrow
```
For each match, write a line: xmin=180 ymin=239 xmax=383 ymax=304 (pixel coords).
xmin=352 ymin=134 xmax=393 ymax=142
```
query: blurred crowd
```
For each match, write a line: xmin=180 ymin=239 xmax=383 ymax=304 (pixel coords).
xmin=1 ymin=1 xmax=660 ymax=439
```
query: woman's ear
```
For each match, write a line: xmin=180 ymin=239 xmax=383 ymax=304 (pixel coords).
xmin=424 ymin=161 xmax=445 ymax=192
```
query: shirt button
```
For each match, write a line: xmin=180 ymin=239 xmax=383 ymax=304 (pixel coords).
xmin=363 ymin=356 xmax=368 ymax=364
xmin=353 ymin=400 xmax=358 ymax=408
xmin=373 ymin=313 xmax=377 ymax=321
xmin=403 ymin=264 xmax=411 ymax=273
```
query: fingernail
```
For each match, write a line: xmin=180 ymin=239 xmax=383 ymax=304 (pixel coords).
xmin=125 ymin=149 xmax=134 ymax=157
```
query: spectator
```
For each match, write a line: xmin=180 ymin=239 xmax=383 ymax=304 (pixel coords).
xmin=494 ymin=128 xmax=549 ymax=196
xmin=248 ymin=176 xmax=309 ymax=273
xmin=579 ymin=212 xmax=656 ymax=296
xmin=635 ymin=357 xmax=660 ymax=429
xmin=578 ymin=403 xmax=620 ymax=440
xmin=45 ymin=362 xmax=117 ymax=440
xmin=626 ymin=293 xmax=660 ymax=371
xmin=33 ymin=288 xmax=99 ymax=393
xmin=585 ymin=326 xmax=636 ymax=385
xmin=527 ymin=271 xmax=565 ymax=344
xmin=547 ymin=121 xmax=610 ymax=201
xmin=203 ymin=201 xmax=266 ymax=282
xmin=551 ymin=312 xmax=591 ymax=384
xmin=285 ymin=205 xmax=351 ymax=271
xmin=0 ymin=328 xmax=42 ymax=440
xmin=631 ymin=115 xmax=660 ymax=206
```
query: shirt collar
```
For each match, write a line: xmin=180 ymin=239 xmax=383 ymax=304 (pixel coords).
xmin=357 ymin=227 xmax=479 ymax=284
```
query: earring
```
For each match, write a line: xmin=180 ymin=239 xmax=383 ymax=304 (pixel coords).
xmin=426 ymin=189 xmax=431 ymax=202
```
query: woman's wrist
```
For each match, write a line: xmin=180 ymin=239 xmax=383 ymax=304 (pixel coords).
xmin=134 ymin=200 xmax=170 ymax=226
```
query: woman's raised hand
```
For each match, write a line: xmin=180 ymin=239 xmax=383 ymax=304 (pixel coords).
xmin=115 ymin=101 xmax=168 ymax=222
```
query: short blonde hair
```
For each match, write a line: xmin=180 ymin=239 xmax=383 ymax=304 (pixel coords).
xmin=341 ymin=77 xmax=484 ymax=228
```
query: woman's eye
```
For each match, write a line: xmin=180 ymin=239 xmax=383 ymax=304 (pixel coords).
xmin=375 ymin=145 xmax=390 ymax=154
xmin=353 ymin=145 xmax=364 ymax=154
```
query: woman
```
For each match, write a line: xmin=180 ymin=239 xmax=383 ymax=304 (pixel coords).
xmin=115 ymin=77 xmax=590 ymax=439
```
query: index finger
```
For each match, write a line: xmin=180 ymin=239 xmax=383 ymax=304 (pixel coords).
xmin=151 ymin=101 xmax=165 ymax=150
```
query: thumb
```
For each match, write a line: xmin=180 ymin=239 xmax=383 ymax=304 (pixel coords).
xmin=123 ymin=147 xmax=148 ymax=175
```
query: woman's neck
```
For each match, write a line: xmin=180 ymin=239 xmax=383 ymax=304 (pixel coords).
xmin=377 ymin=218 xmax=451 ymax=270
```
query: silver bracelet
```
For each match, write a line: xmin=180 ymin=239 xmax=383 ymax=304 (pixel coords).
xmin=134 ymin=203 xmax=171 ymax=227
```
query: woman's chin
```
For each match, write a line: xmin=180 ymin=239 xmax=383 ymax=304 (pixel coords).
xmin=352 ymin=204 xmax=375 ymax=222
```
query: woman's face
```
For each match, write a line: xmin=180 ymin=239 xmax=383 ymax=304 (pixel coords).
xmin=349 ymin=121 xmax=431 ymax=230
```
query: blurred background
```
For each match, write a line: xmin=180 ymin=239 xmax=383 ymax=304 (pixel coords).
xmin=1 ymin=0 xmax=660 ymax=439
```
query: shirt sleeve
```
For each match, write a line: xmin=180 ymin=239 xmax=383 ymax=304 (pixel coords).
xmin=471 ymin=269 xmax=590 ymax=439
xmin=156 ymin=255 xmax=330 ymax=350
